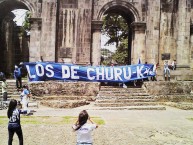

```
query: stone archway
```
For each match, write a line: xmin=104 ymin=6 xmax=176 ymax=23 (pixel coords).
xmin=0 ymin=0 xmax=35 ymax=75
xmin=19 ymin=0 xmax=36 ymax=15
xmin=97 ymin=0 xmax=140 ymax=22
xmin=91 ymin=0 xmax=146 ymax=65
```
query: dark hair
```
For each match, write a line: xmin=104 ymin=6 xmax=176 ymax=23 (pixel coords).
xmin=22 ymin=85 xmax=29 ymax=90
xmin=7 ymin=99 xmax=17 ymax=118
xmin=75 ymin=110 xmax=89 ymax=131
xmin=23 ymin=85 xmax=27 ymax=88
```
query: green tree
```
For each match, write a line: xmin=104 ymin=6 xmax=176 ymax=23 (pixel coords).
xmin=21 ymin=11 xmax=31 ymax=35
xmin=101 ymin=48 xmax=114 ymax=65
xmin=112 ymin=39 xmax=128 ymax=65
xmin=102 ymin=13 xmax=128 ymax=47
xmin=102 ymin=13 xmax=129 ymax=65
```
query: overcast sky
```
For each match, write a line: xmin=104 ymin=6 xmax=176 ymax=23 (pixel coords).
xmin=12 ymin=9 xmax=27 ymax=26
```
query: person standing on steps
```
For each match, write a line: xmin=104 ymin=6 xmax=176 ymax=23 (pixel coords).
xmin=0 ymin=71 xmax=5 ymax=81
xmin=163 ymin=60 xmax=170 ymax=81
xmin=20 ymin=85 xmax=31 ymax=115
xmin=72 ymin=110 xmax=98 ymax=145
xmin=1 ymin=78 xmax=8 ymax=101
xmin=14 ymin=65 xmax=22 ymax=89
xmin=7 ymin=99 xmax=28 ymax=145
xmin=171 ymin=60 xmax=177 ymax=70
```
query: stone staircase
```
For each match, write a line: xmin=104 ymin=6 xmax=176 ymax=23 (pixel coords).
xmin=94 ymin=86 xmax=166 ymax=110
xmin=37 ymin=95 xmax=95 ymax=108
xmin=0 ymin=80 xmax=23 ymax=99
xmin=0 ymin=80 xmax=38 ymax=108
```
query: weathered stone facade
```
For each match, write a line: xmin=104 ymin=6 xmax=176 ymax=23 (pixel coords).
xmin=0 ymin=0 xmax=193 ymax=77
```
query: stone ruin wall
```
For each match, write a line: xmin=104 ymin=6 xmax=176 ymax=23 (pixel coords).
xmin=28 ymin=81 xmax=100 ymax=97
xmin=191 ymin=0 xmax=193 ymax=69
xmin=4 ymin=0 xmax=192 ymax=68
xmin=56 ymin=0 xmax=92 ymax=64
xmin=2 ymin=0 xmax=193 ymax=73
xmin=140 ymin=0 xmax=192 ymax=67
xmin=40 ymin=0 xmax=57 ymax=62
xmin=92 ymin=0 xmax=193 ymax=68
xmin=29 ymin=0 xmax=57 ymax=62
xmin=143 ymin=81 xmax=193 ymax=102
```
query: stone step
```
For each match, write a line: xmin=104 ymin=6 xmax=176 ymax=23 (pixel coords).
xmin=0 ymin=80 xmax=27 ymax=97
xmin=95 ymin=102 xmax=158 ymax=107
xmin=36 ymin=96 xmax=95 ymax=101
xmin=0 ymin=91 xmax=21 ymax=95
xmin=6 ymin=96 xmax=18 ymax=100
xmin=99 ymin=92 xmax=149 ymax=96
xmin=89 ymin=106 xmax=166 ymax=110
xmin=41 ymin=100 xmax=89 ymax=108
xmin=100 ymin=88 xmax=146 ymax=91
xmin=1 ymin=99 xmax=38 ymax=109
xmin=96 ymin=99 xmax=156 ymax=103
xmin=99 ymin=90 xmax=147 ymax=93
xmin=7 ymin=95 xmax=20 ymax=99
xmin=28 ymin=102 xmax=39 ymax=108
xmin=163 ymin=102 xmax=193 ymax=110
xmin=6 ymin=97 xmax=37 ymax=102
xmin=0 ymin=80 xmax=27 ymax=85
xmin=97 ymin=95 xmax=154 ymax=99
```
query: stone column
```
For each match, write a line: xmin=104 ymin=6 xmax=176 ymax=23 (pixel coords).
xmin=131 ymin=22 xmax=146 ymax=64
xmin=176 ymin=0 xmax=190 ymax=69
xmin=29 ymin=18 xmax=42 ymax=62
xmin=190 ymin=24 xmax=193 ymax=69
xmin=91 ymin=20 xmax=103 ymax=66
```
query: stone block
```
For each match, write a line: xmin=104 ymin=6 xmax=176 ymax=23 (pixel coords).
xmin=143 ymin=81 xmax=193 ymax=95
xmin=29 ymin=81 xmax=100 ymax=97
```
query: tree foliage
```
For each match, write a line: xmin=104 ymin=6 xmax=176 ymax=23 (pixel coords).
xmin=102 ymin=13 xmax=128 ymax=47
xmin=112 ymin=39 xmax=128 ymax=65
xmin=102 ymin=13 xmax=129 ymax=65
xmin=21 ymin=11 xmax=31 ymax=35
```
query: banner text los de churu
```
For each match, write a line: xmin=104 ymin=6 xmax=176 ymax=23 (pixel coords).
xmin=24 ymin=62 xmax=156 ymax=83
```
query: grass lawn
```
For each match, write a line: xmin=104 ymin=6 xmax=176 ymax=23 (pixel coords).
xmin=0 ymin=116 xmax=105 ymax=125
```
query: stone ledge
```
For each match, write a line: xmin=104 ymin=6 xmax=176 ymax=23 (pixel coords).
xmin=40 ymin=100 xmax=89 ymax=108
xmin=29 ymin=81 xmax=100 ymax=97
xmin=143 ymin=81 xmax=193 ymax=95
xmin=163 ymin=102 xmax=193 ymax=110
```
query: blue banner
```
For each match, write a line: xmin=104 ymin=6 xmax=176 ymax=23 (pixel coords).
xmin=24 ymin=62 xmax=155 ymax=83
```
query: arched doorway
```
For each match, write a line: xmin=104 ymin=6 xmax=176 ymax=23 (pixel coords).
xmin=92 ymin=1 xmax=146 ymax=66
xmin=0 ymin=0 xmax=32 ymax=76
xmin=100 ymin=8 xmax=134 ymax=65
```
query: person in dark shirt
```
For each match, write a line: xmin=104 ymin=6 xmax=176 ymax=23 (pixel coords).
xmin=7 ymin=99 xmax=27 ymax=145
xmin=14 ymin=65 xmax=22 ymax=89
xmin=0 ymin=71 xmax=5 ymax=81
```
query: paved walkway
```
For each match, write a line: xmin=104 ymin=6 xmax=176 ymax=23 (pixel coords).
xmin=1 ymin=105 xmax=193 ymax=145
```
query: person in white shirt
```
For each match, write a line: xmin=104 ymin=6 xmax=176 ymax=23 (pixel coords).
xmin=1 ymin=78 xmax=8 ymax=101
xmin=72 ymin=110 xmax=98 ymax=145
xmin=20 ymin=85 xmax=31 ymax=114
xmin=171 ymin=60 xmax=176 ymax=70
xmin=163 ymin=60 xmax=170 ymax=81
